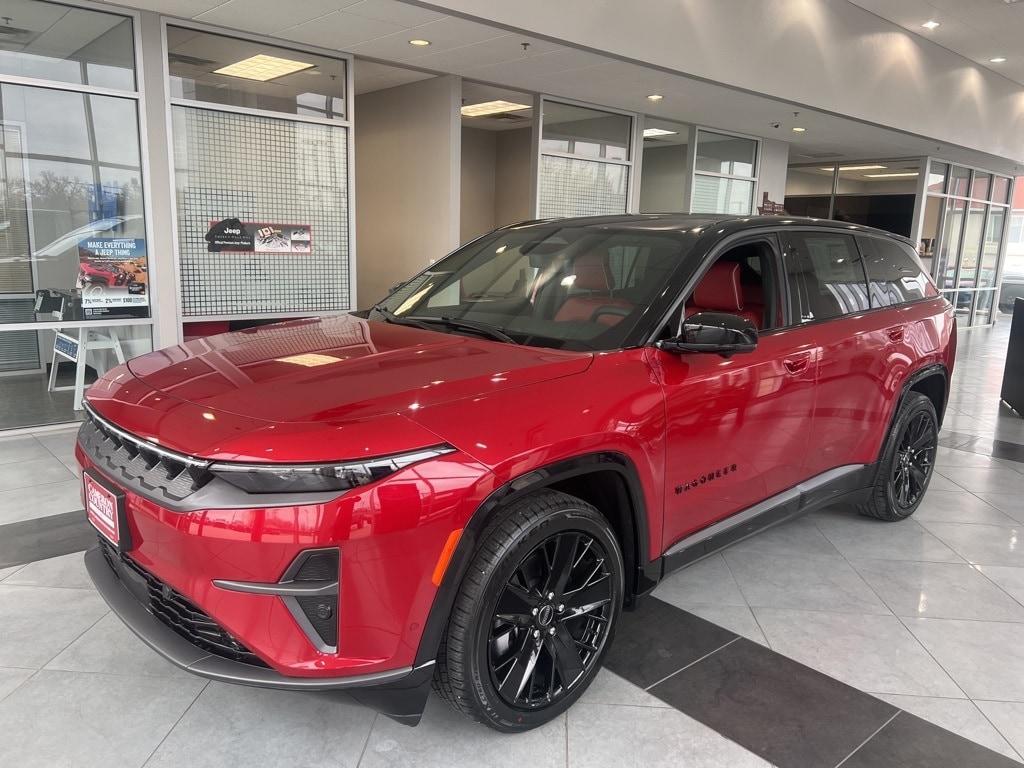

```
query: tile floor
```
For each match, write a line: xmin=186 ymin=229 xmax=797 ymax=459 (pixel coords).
xmin=0 ymin=321 xmax=1022 ymax=766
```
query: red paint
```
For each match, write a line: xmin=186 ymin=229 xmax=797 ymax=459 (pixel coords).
xmin=78 ymin=227 xmax=956 ymax=683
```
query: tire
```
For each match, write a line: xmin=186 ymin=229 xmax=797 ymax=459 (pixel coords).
xmin=433 ymin=489 xmax=624 ymax=732
xmin=858 ymin=392 xmax=939 ymax=521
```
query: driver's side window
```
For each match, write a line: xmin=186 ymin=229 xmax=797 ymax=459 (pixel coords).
xmin=662 ymin=240 xmax=780 ymax=339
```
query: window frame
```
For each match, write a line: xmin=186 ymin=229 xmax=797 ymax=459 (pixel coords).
xmin=779 ymin=229 xmax=871 ymax=327
xmin=856 ymin=233 xmax=937 ymax=309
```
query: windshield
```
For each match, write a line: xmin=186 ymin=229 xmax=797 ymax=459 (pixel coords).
xmin=372 ymin=225 xmax=692 ymax=351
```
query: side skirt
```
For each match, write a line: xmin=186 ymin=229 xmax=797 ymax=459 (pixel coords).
xmin=659 ymin=464 xmax=875 ymax=577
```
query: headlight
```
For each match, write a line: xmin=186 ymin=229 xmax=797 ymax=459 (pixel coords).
xmin=209 ymin=445 xmax=455 ymax=494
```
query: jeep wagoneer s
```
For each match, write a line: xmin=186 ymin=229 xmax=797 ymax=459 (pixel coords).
xmin=79 ymin=214 xmax=955 ymax=731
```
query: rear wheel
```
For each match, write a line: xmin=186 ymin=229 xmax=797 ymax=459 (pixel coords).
xmin=433 ymin=489 xmax=623 ymax=731
xmin=859 ymin=392 xmax=938 ymax=521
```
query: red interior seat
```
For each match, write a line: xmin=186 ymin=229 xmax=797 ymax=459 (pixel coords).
xmin=555 ymin=251 xmax=634 ymax=327
xmin=685 ymin=262 xmax=761 ymax=329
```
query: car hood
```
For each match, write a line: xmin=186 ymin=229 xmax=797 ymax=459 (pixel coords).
xmin=126 ymin=314 xmax=593 ymax=425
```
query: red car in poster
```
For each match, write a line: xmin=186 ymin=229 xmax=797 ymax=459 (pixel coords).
xmin=78 ymin=261 xmax=123 ymax=287
xmin=78 ymin=215 xmax=955 ymax=731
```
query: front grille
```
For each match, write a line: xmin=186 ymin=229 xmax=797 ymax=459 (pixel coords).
xmin=99 ymin=539 xmax=267 ymax=667
xmin=78 ymin=406 xmax=213 ymax=501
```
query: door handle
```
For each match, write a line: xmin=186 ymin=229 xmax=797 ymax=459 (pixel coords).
xmin=783 ymin=356 xmax=809 ymax=374
xmin=886 ymin=325 xmax=906 ymax=344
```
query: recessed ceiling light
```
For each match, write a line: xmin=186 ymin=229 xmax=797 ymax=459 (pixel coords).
xmin=643 ymin=128 xmax=677 ymax=137
xmin=460 ymin=100 xmax=531 ymax=117
xmin=647 ymin=94 xmax=664 ymax=101
xmin=990 ymin=56 xmax=1007 ymax=63
xmin=864 ymin=172 xmax=920 ymax=178
xmin=921 ymin=20 xmax=940 ymax=30
xmin=408 ymin=39 xmax=431 ymax=46
xmin=820 ymin=164 xmax=888 ymax=171
xmin=214 ymin=54 xmax=314 ymax=81
xmin=792 ymin=127 xmax=806 ymax=132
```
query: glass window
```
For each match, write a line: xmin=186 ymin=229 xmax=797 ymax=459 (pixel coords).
xmin=540 ymin=101 xmax=631 ymax=160
xmin=0 ymin=1 xmax=135 ymax=90
xmin=784 ymin=165 xmax=834 ymax=219
xmin=0 ymin=84 xmax=149 ymax=323
xmin=691 ymin=176 xmax=755 ymax=215
xmin=857 ymin=236 xmax=936 ymax=306
xmin=992 ymin=176 xmax=1011 ymax=204
xmin=935 ymin=198 xmax=965 ymax=291
xmin=978 ymin=207 xmax=1004 ymax=289
xmin=957 ymin=202 xmax=987 ymax=287
xmin=927 ymin=162 xmax=948 ymax=194
xmin=167 ymin=27 xmax=346 ymax=119
xmin=949 ymin=165 xmax=971 ymax=197
xmin=695 ymin=131 xmax=756 ymax=176
xmin=1009 ymin=212 xmax=1024 ymax=245
xmin=972 ymin=172 xmax=992 ymax=201
xmin=374 ymin=226 xmax=691 ymax=351
xmin=781 ymin=232 xmax=869 ymax=323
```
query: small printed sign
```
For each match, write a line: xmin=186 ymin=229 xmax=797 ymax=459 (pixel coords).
xmin=53 ymin=332 xmax=79 ymax=362
xmin=84 ymin=471 xmax=121 ymax=547
xmin=206 ymin=219 xmax=313 ymax=254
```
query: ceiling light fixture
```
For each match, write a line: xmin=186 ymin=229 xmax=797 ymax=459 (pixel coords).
xmin=460 ymin=100 xmax=531 ymax=117
xmin=792 ymin=127 xmax=806 ymax=132
xmin=864 ymin=172 xmax=920 ymax=178
xmin=408 ymin=39 xmax=431 ymax=46
xmin=990 ymin=56 xmax=1007 ymax=63
xmin=646 ymin=94 xmax=664 ymax=101
xmin=820 ymin=164 xmax=888 ymax=171
xmin=643 ymin=128 xmax=677 ymax=137
xmin=921 ymin=20 xmax=940 ymax=30
xmin=214 ymin=54 xmax=314 ymax=81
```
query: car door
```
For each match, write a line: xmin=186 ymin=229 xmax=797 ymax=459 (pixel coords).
xmin=652 ymin=234 xmax=820 ymax=550
xmin=777 ymin=229 xmax=893 ymax=477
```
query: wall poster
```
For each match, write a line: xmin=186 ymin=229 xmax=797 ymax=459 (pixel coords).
xmin=206 ymin=219 xmax=313 ymax=254
xmin=76 ymin=237 xmax=149 ymax=318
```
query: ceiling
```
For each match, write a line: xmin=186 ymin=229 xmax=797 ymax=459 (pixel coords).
xmin=847 ymin=0 xmax=1024 ymax=87
xmin=97 ymin=0 xmax=1024 ymax=172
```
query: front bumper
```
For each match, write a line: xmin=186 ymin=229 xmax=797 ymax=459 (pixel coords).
xmin=86 ymin=544 xmax=435 ymax=721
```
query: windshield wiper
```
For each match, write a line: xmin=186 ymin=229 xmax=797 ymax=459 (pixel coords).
xmin=371 ymin=307 xmax=518 ymax=344
xmin=371 ymin=306 xmax=436 ymax=332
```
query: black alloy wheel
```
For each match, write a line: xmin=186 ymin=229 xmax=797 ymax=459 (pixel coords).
xmin=488 ymin=531 xmax=613 ymax=709
xmin=859 ymin=391 xmax=939 ymax=521
xmin=890 ymin=410 xmax=937 ymax=510
xmin=433 ymin=489 xmax=624 ymax=731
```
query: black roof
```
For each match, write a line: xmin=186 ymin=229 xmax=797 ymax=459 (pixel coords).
xmin=506 ymin=214 xmax=916 ymax=246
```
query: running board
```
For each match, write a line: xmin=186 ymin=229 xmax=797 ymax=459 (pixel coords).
xmin=660 ymin=464 xmax=874 ymax=576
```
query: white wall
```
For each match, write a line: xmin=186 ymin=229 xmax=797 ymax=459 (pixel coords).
xmin=460 ymin=127 xmax=497 ymax=242
xmin=758 ymin=138 xmax=790 ymax=207
xmin=494 ymin=128 xmax=533 ymax=226
xmin=428 ymin=0 xmax=1024 ymax=163
xmin=639 ymin=143 xmax=688 ymax=212
xmin=354 ymin=75 xmax=461 ymax=308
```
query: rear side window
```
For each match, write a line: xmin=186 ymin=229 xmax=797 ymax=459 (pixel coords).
xmin=781 ymin=232 xmax=870 ymax=324
xmin=857 ymin=235 xmax=938 ymax=307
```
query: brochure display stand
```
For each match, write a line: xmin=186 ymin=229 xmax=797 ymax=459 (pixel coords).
xmin=35 ymin=289 xmax=125 ymax=411
xmin=1002 ymin=298 xmax=1024 ymax=418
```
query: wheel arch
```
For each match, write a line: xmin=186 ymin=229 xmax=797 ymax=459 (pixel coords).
xmin=413 ymin=451 xmax=655 ymax=667
xmin=874 ymin=363 xmax=948 ymax=472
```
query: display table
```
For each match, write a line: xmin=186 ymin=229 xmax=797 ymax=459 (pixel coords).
xmin=1002 ymin=298 xmax=1024 ymax=417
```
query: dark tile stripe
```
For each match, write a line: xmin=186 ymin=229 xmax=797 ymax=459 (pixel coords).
xmin=840 ymin=711 xmax=1020 ymax=768
xmin=939 ymin=429 xmax=1024 ymax=464
xmin=0 ymin=510 xmax=92 ymax=568
xmin=607 ymin=598 xmax=1016 ymax=768
xmin=604 ymin=595 xmax=737 ymax=688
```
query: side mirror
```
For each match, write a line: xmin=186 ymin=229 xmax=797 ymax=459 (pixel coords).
xmin=657 ymin=312 xmax=758 ymax=356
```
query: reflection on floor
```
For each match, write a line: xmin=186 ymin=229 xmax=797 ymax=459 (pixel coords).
xmin=0 ymin=369 xmax=90 ymax=431
xmin=0 ymin=323 xmax=1023 ymax=766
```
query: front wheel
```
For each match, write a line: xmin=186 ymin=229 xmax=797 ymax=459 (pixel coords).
xmin=433 ymin=490 xmax=623 ymax=731
xmin=859 ymin=391 xmax=939 ymax=521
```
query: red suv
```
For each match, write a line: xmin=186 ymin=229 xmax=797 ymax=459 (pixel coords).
xmin=79 ymin=215 xmax=955 ymax=731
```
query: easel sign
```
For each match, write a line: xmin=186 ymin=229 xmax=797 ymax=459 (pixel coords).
xmin=53 ymin=332 xmax=80 ymax=363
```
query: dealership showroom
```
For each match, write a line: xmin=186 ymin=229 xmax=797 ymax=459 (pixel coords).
xmin=7 ymin=0 xmax=1024 ymax=766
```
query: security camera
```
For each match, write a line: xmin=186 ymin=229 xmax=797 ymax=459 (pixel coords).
xmin=770 ymin=122 xmax=780 ymax=129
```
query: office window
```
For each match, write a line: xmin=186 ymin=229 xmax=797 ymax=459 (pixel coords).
xmin=858 ymin=236 xmax=935 ymax=307
xmin=781 ymin=232 xmax=869 ymax=323
xmin=692 ymin=130 xmax=757 ymax=215
xmin=540 ymin=102 xmax=630 ymax=160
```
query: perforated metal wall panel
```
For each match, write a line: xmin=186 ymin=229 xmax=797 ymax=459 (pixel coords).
xmin=538 ymin=155 xmax=628 ymax=219
xmin=172 ymin=106 xmax=351 ymax=318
